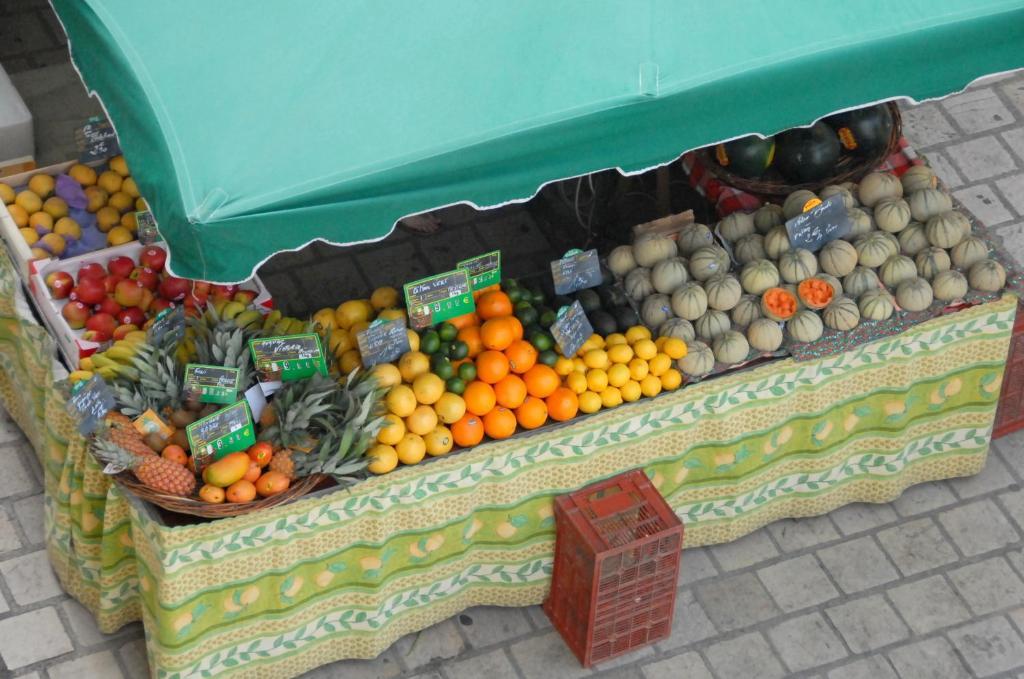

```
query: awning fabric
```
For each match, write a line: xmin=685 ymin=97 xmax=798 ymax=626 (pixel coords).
xmin=53 ymin=0 xmax=1024 ymax=282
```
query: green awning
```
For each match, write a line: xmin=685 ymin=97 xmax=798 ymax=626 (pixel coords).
xmin=53 ymin=0 xmax=1024 ymax=282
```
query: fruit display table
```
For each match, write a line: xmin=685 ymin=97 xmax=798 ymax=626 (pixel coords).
xmin=0 ymin=247 xmax=1015 ymax=678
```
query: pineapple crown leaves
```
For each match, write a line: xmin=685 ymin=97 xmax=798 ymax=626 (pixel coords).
xmin=297 ymin=384 xmax=386 ymax=481
xmin=89 ymin=432 xmax=138 ymax=475
xmin=258 ymin=373 xmax=340 ymax=448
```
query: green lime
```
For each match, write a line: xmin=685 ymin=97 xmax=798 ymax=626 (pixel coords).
xmin=528 ymin=288 xmax=546 ymax=306
xmin=420 ymin=331 xmax=440 ymax=355
xmin=448 ymin=340 xmax=469 ymax=360
xmin=445 ymin=377 xmax=466 ymax=395
xmin=506 ymin=287 xmax=523 ymax=304
xmin=438 ymin=322 xmax=458 ymax=342
xmin=539 ymin=308 xmax=557 ymax=328
xmin=438 ymin=341 xmax=452 ymax=358
xmin=530 ymin=331 xmax=554 ymax=352
xmin=515 ymin=305 xmax=538 ymax=327
xmin=537 ymin=349 xmax=558 ymax=366
xmin=503 ymin=278 xmax=520 ymax=290
xmin=434 ymin=362 xmax=454 ymax=381
xmin=458 ymin=362 xmax=477 ymax=382
xmin=431 ymin=352 xmax=452 ymax=371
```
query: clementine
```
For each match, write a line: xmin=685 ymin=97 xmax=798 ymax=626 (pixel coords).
xmin=449 ymin=311 xmax=479 ymax=330
xmin=476 ymin=290 xmax=512 ymax=320
xmin=508 ymin=316 xmax=524 ymax=341
xmin=457 ymin=325 xmax=484 ymax=358
xmin=493 ymin=374 xmax=528 ymax=409
xmin=523 ymin=364 xmax=560 ymax=398
xmin=161 ymin=444 xmax=187 ymax=465
xmin=483 ymin=407 xmax=517 ymax=439
xmin=451 ymin=413 xmax=485 ymax=447
xmin=545 ymin=387 xmax=579 ymax=422
xmin=515 ymin=396 xmax=548 ymax=430
xmin=463 ymin=380 xmax=497 ymax=416
xmin=480 ymin=317 xmax=516 ymax=351
xmin=476 ymin=350 xmax=510 ymax=384
xmin=504 ymin=339 xmax=537 ymax=374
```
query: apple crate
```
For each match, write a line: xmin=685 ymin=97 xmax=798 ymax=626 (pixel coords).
xmin=29 ymin=240 xmax=273 ymax=368
xmin=994 ymin=297 xmax=1024 ymax=439
xmin=544 ymin=469 xmax=683 ymax=668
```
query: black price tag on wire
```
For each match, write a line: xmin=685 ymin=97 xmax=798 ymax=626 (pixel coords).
xmin=784 ymin=195 xmax=852 ymax=252
xmin=551 ymin=249 xmax=602 ymax=295
xmin=66 ymin=375 xmax=116 ymax=435
xmin=148 ymin=305 xmax=184 ymax=346
xmin=550 ymin=301 xmax=593 ymax=358
xmin=75 ymin=116 xmax=121 ymax=163
xmin=357 ymin=318 xmax=410 ymax=368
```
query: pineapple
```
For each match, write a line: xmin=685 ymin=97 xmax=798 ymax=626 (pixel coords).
xmin=269 ymin=450 xmax=297 ymax=480
xmin=103 ymin=412 xmax=156 ymax=458
xmin=259 ymin=373 xmax=339 ymax=453
xmin=109 ymin=338 xmax=183 ymax=417
xmin=92 ymin=436 xmax=196 ymax=496
xmin=188 ymin=309 xmax=260 ymax=388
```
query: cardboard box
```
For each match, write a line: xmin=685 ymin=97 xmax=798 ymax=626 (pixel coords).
xmin=30 ymin=240 xmax=273 ymax=368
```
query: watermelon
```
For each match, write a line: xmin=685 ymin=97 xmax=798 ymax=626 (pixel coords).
xmin=773 ymin=121 xmax=841 ymax=183
xmin=713 ymin=135 xmax=775 ymax=179
xmin=825 ymin=104 xmax=893 ymax=157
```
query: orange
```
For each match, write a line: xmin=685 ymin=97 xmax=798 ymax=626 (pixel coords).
xmin=523 ymin=364 xmax=560 ymax=398
xmin=161 ymin=445 xmax=187 ymax=465
xmin=463 ymin=381 xmax=497 ymax=416
xmin=449 ymin=311 xmax=480 ymax=330
xmin=451 ymin=413 xmax=485 ymax=447
xmin=515 ymin=396 xmax=548 ymax=430
xmin=480 ymin=317 xmax=516 ymax=351
xmin=247 ymin=441 xmax=274 ymax=467
xmin=504 ymin=340 xmax=537 ymax=374
xmin=457 ymin=325 xmax=484 ymax=358
xmin=472 ymin=283 xmax=501 ymax=301
xmin=546 ymin=388 xmax=579 ymax=422
xmin=476 ymin=350 xmax=510 ymax=384
xmin=508 ymin=316 xmax=524 ymax=341
xmin=483 ymin=407 xmax=517 ymax=439
xmin=226 ymin=479 xmax=257 ymax=503
xmin=494 ymin=374 xmax=528 ymax=409
xmin=476 ymin=290 xmax=513 ymax=320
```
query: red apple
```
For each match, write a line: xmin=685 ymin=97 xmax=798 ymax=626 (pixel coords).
xmin=101 ymin=274 xmax=124 ymax=294
xmin=118 ymin=307 xmax=146 ymax=327
xmin=150 ymin=298 xmax=174 ymax=314
xmin=140 ymin=246 xmax=167 ymax=272
xmin=233 ymin=289 xmax=257 ymax=305
xmin=138 ymin=287 xmax=155 ymax=312
xmin=107 ymin=256 xmax=135 ymax=278
xmin=131 ymin=266 xmax=160 ymax=290
xmin=114 ymin=279 xmax=145 ymax=307
xmin=85 ymin=312 xmax=118 ymax=337
xmin=159 ymin=276 xmax=190 ymax=301
xmin=82 ymin=330 xmax=111 ymax=343
xmin=113 ymin=324 xmax=138 ymax=340
xmin=78 ymin=263 xmax=106 ymax=281
xmin=46 ymin=271 xmax=74 ymax=299
xmin=97 ymin=297 xmax=122 ymax=316
xmin=71 ymin=277 xmax=106 ymax=306
xmin=62 ymin=300 xmax=92 ymax=329
xmin=211 ymin=284 xmax=239 ymax=300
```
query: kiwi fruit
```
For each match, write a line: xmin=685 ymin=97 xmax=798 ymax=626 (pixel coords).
xmin=169 ymin=428 xmax=190 ymax=451
xmin=170 ymin=409 xmax=196 ymax=428
xmin=199 ymin=403 xmax=219 ymax=418
xmin=143 ymin=432 xmax=167 ymax=452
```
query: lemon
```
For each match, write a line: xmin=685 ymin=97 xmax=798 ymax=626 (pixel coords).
xmin=367 ymin=444 xmax=399 ymax=474
xmin=586 ymin=369 xmax=608 ymax=392
xmin=583 ymin=349 xmax=609 ymax=370
xmin=0 ymin=182 xmax=14 ymax=204
xmin=628 ymin=357 xmax=649 ymax=381
xmin=377 ymin=308 xmax=406 ymax=322
xmin=348 ymin=320 xmax=371 ymax=345
xmin=386 ymin=384 xmax=417 ymax=417
xmin=577 ymin=334 xmax=604 ymax=356
xmin=607 ymin=363 xmax=630 ymax=388
xmin=370 ymin=286 xmax=400 ymax=310
xmin=578 ymin=391 xmax=602 ymax=414
xmin=54 ymin=217 xmax=81 ymax=240
xmin=625 ymin=326 xmax=652 ymax=344
xmin=27 ymin=174 xmax=54 ymax=198
xmin=434 ymin=392 xmax=466 ymax=424
xmin=621 ymin=380 xmax=642 ymax=402
xmin=312 ymin=308 xmax=337 ymax=332
xmin=566 ymin=372 xmax=588 ymax=395
xmin=399 ymin=351 xmax=430 ymax=383
xmin=554 ymin=357 xmax=574 ymax=376
xmin=655 ymin=336 xmax=667 ymax=352
xmin=406 ymin=329 xmax=420 ymax=352
xmin=395 ymin=434 xmax=426 ymax=465
xmin=607 ymin=344 xmax=634 ymax=364
xmin=640 ymin=375 xmax=663 ymax=398
xmin=122 ymin=177 xmax=140 ymax=198
xmin=96 ymin=206 xmax=120 ymax=232
xmin=405 ymin=404 xmax=438 ymax=436
xmin=97 ymin=170 xmax=123 ymax=194
xmin=370 ymin=363 xmax=402 ymax=388
xmin=412 ymin=372 xmax=445 ymax=405
xmin=6 ymin=204 xmax=27 ymax=227
xmin=424 ymin=425 xmax=454 ymax=456
xmin=572 ymin=357 xmax=587 ymax=373
xmin=338 ymin=349 xmax=362 ymax=375
xmin=28 ymin=212 xmax=53 ymax=232
xmin=328 ymin=330 xmax=355 ymax=357
xmin=68 ymin=163 xmax=97 ymax=186
xmin=604 ymin=333 xmax=627 ymax=347
xmin=335 ymin=299 xmax=373 ymax=329
xmin=648 ymin=352 xmax=672 ymax=377
xmin=600 ymin=386 xmax=623 ymax=408
xmin=662 ymin=338 xmax=688 ymax=360
xmin=83 ymin=186 xmax=107 ymax=212
xmin=121 ymin=212 xmax=138 ymax=231
xmin=633 ymin=338 xmax=657 ymax=361
xmin=40 ymin=232 xmax=66 ymax=255
xmin=135 ymin=197 xmax=148 ymax=211
xmin=377 ymin=414 xmax=406 ymax=445
xmin=109 ymin=155 xmax=130 ymax=177
xmin=18 ymin=228 xmax=38 ymax=246
xmin=108 ymin=190 xmax=133 ymax=213
xmin=660 ymin=368 xmax=683 ymax=391
xmin=15 ymin=191 xmax=41 ymax=214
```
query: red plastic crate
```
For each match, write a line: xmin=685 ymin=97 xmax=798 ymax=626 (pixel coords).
xmin=994 ymin=298 xmax=1024 ymax=439
xmin=543 ymin=469 xmax=683 ymax=668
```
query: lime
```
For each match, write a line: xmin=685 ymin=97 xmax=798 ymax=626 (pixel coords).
xmin=528 ymin=288 xmax=545 ymax=305
xmin=420 ymin=331 xmax=441 ymax=355
xmin=448 ymin=340 xmax=469 ymax=360
xmin=530 ymin=331 xmax=554 ymax=352
xmin=515 ymin=305 xmax=538 ymax=327
xmin=537 ymin=349 xmax=558 ymax=367
xmin=503 ymin=278 xmax=520 ymax=290
xmin=445 ymin=377 xmax=466 ymax=395
xmin=433 ymin=362 xmax=454 ymax=381
xmin=438 ymin=341 xmax=452 ymax=358
xmin=506 ymin=287 xmax=523 ymax=304
xmin=539 ymin=308 xmax=557 ymax=328
xmin=457 ymin=362 xmax=477 ymax=382
xmin=438 ymin=322 xmax=458 ymax=342
xmin=430 ymin=352 xmax=452 ymax=372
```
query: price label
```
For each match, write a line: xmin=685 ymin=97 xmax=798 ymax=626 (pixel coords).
xmin=550 ymin=301 xmax=594 ymax=359
xmin=404 ymin=268 xmax=475 ymax=329
xmin=135 ymin=210 xmax=159 ymax=245
xmin=75 ymin=116 xmax=121 ymax=163
xmin=357 ymin=318 xmax=410 ymax=368
xmin=249 ymin=333 xmax=328 ymax=381
xmin=784 ymin=194 xmax=852 ymax=252
xmin=551 ymin=249 xmax=602 ymax=295
xmin=183 ymin=364 xmax=241 ymax=404
xmin=457 ymin=250 xmax=501 ymax=292
xmin=66 ymin=375 xmax=116 ymax=435
xmin=147 ymin=305 xmax=185 ymax=346
xmin=186 ymin=400 xmax=255 ymax=465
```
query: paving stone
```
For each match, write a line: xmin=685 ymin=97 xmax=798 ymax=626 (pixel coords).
xmin=954 ymin=184 xmax=1016 ymax=226
xmin=818 ymin=536 xmax=899 ymax=593
xmin=767 ymin=612 xmax=847 ymax=672
xmin=694 ymin=572 xmax=780 ymax=632
xmin=827 ymin=656 xmax=898 ymax=679
xmin=901 ymin=103 xmax=961 ymax=147
xmin=949 ymin=556 xmax=1024 ymax=615
xmin=0 ymin=507 xmax=23 ymax=554
xmin=767 ymin=515 xmax=839 ymax=552
xmin=886 ymin=574 xmax=971 ymax=635
xmin=303 ymin=652 xmax=403 ymax=679
xmin=708 ymin=528 xmax=778 ymax=571
xmin=926 ymin=150 xmax=965 ymax=188
xmin=891 ymin=480 xmax=958 ymax=517
xmin=757 ymin=554 xmax=840 ymax=613
xmin=1002 ymin=78 xmax=1024 ymax=117
xmin=118 ymin=639 xmax=150 ymax=679
xmin=829 ymin=502 xmax=898 ymax=536
xmin=524 ymin=605 xmax=552 ymax=630
xmin=997 ymin=174 xmax=1024 ymax=217
xmin=445 ymin=649 xmax=520 ymax=679
xmin=0 ymin=410 xmax=27 ymax=444
xmin=0 ymin=548 xmax=64 ymax=604
xmin=939 ymin=499 xmax=1020 ymax=556
xmin=457 ymin=606 xmax=532 ymax=649
xmin=0 ymin=607 xmax=73 ymax=669
xmin=942 ymin=87 xmax=1017 ymax=133
xmin=1004 ymin=128 xmax=1024 ymax=163
xmin=13 ymin=493 xmax=44 ymax=545
xmin=509 ymin=631 xmax=591 ymax=678
xmin=886 ymin=637 xmax=970 ymax=679
xmin=993 ymin=222 xmax=1024 ymax=268
xmin=949 ymin=615 xmax=1024 ymax=676
xmin=61 ymin=598 xmax=114 ymax=647
xmin=678 ymin=547 xmax=717 ymax=585
xmin=0 ymin=588 xmax=8 ymax=614
xmin=641 ymin=651 xmax=712 ymax=679
xmin=393 ymin=619 xmax=467 ymax=671
xmin=949 ymin=453 xmax=1016 ymax=498
xmin=947 ymin=136 xmax=1020 ymax=181
xmin=876 ymin=518 xmax=959 ymax=576
xmin=826 ymin=595 xmax=909 ymax=653
xmin=406 ymin=673 xmax=443 ymax=679
xmin=0 ymin=444 xmax=38 ymax=498
xmin=656 ymin=588 xmax=716 ymax=651
xmin=47 ymin=650 xmax=124 ymax=679
xmin=704 ymin=631 xmax=785 ymax=679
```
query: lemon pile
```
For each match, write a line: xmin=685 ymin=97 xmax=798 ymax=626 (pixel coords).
xmin=554 ymin=325 xmax=687 ymax=414
xmin=311 ymin=286 xmax=416 ymax=375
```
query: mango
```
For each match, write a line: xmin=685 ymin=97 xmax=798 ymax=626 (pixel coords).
xmin=202 ymin=452 xmax=251 ymax=488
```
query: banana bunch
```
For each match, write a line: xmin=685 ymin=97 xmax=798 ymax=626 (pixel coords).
xmin=73 ymin=330 xmax=149 ymax=384
xmin=206 ymin=300 xmax=310 ymax=336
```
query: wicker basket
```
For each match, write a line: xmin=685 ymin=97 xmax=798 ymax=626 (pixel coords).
xmin=695 ymin=103 xmax=902 ymax=198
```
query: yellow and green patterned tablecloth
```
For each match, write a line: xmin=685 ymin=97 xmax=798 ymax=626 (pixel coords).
xmin=0 ymin=249 xmax=1015 ymax=678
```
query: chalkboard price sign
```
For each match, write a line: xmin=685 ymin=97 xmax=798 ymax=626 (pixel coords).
xmin=551 ymin=249 xmax=602 ymax=295
xmin=550 ymin=301 xmax=593 ymax=359
xmin=784 ymin=194 xmax=852 ymax=252
xmin=186 ymin=400 xmax=255 ymax=466
xmin=183 ymin=364 xmax=241 ymax=404
xmin=404 ymin=269 xmax=474 ymax=329
xmin=135 ymin=210 xmax=159 ymax=245
xmin=457 ymin=251 xmax=501 ymax=292
xmin=148 ymin=305 xmax=185 ymax=346
xmin=357 ymin=318 xmax=410 ymax=368
xmin=249 ymin=333 xmax=328 ymax=381
xmin=66 ymin=375 xmax=116 ymax=435
xmin=76 ymin=116 xmax=121 ymax=163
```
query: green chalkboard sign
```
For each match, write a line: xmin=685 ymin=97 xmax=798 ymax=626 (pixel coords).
xmin=185 ymin=400 xmax=255 ymax=463
xmin=404 ymin=268 xmax=475 ymax=329
xmin=457 ymin=250 xmax=501 ymax=291
xmin=249 ymin=333 xmax=328 ymax=381
xmin=183 ymin=364 xmax=241 ymax=404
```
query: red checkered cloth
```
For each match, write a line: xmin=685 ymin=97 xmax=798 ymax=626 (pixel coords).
xmin=681 ymin=137 xmax=924 ymax=218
